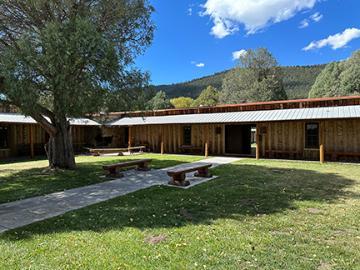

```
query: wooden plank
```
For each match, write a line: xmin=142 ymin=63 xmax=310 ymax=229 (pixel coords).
xmin=320 ymin=144 xmax=325 ymax=164
xmin=29 ymin=124 xmax=34 ymax=158
xmin=205 ymin=142 xmax=209 ymax=158
xmin=256 ymin=124 xmax=260 ymax=160
xmin=319 ymin=121 xmax=325 ymax=163
xmin=210 ymin=125 xmax=215 ymax=154
xmin=177 ymin=125 xmax=181 ymax=152
xmin=205 ymin=124 xmax=209 ymax=157
xmin=161 ymin=125 xmax=164 ymax=154
xmin=172 ymin=124 xmax=177 ymax=153
xmin=128 ymin=126 xmax=132 ymax=148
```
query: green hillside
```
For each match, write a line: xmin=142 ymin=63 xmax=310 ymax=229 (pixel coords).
xmin=155 ymin=64 xmax=326 ymax=100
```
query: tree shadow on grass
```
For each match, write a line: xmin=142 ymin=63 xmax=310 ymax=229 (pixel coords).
xmin=1 ymin=162 xmax=358 ymax=241
xmin=0 ymin=157 xmax=192 ymax=204
xmin=0 ymin=156 xmax=48 ymax=165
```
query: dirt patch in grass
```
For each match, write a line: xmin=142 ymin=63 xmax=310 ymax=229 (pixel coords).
xmin=145 ymin=234 xmax=167 ymax=244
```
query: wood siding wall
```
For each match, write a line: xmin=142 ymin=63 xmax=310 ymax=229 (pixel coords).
xmin=126 ymin=124 xmax=225 ymax=155
xmin=0 ymin=123 xmax=99 ymax=159
xmin=258 ymin=119 xmax=360 ymax=161
xmin=102 ymin=127 xmax=128 ymax=147
xmin=124 ymin=119 xmax=360 ymax=161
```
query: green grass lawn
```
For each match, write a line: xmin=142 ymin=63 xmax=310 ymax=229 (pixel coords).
xmin=1 ymin=159 xmax=360 ymax=269
xmin=0 ymin=154 xmax=203 ymax=204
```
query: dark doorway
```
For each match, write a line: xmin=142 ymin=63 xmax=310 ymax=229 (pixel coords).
xmin=225 ymin=125 xmax=253 ymax=155
xmin=124 ymin=127 xmax=129 ymax=147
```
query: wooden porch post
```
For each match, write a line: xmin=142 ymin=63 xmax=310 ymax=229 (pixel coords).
xmin=256 ymin=125 xmax=260 ymax=160
xmin=319 ymin=122 xmax=325 ymax=164
xmin=204 ymin=125 xmax=209 ymax=158
xmin=29 ymin=125 xmax=34 ymax=159
xmin=205 ymin=142 xmax=209 ymax=158
xmin=160 ymin=126 xmax=164 ymax=155
xmin=320 ymin=144 xmax=325 ymax=164
xmin=128 ymin=126 xmax=132 ymax=148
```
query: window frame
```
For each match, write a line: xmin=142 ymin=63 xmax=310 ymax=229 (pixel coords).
xmin=0 ymin=126 xmax=9 ymax=149
xmin=183 ymin=126 xmax=192 ymax=146
xmin=304 ymin=122 xmax=320 ymax=149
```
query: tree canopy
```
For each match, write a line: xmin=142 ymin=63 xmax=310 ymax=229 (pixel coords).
xmin=146 ymin=91 xmax=172 ymax=110
xmin=170 ymin=97 xmax=194 ymax=108
xmin=220 ymin=48 xmax=287 ymax=104
xmin=192 ymin=86 xmax=219 ymax=107
xmin=309 ymin=50 xmax=360 ymax=98
xmin=0 ymin=0 xmax=154 ymax=168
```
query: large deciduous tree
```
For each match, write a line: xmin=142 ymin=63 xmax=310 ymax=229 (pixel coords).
xmin=170 ymin=97 xmax=194 ymax=108
xmin=220 ymin=48 xmax=287 ymax=103
xmin=146 ymin=91 xmax=172 ymax=110
xmin=192 ymin=86 xmax=219 ymax=107
xmin=0 ymin=0 xmax=154 ymax=169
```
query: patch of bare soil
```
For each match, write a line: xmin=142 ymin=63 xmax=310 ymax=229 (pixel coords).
xmin=145 ymin=234 xmax=167 ymax=245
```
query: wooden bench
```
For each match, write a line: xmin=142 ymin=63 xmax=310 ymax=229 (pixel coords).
xmin=167 ymin=163 xmax=212 ymax=187
xmin=103 ymin=158 xmax=152 ymax=177
xmin=89 ymin=146 xmax=146 ymax=156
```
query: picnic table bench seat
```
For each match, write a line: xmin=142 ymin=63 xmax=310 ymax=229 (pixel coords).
xmin=167 ymin=163 xmax=212 ymax=187
xmin=89 ymin=146 xmax=146 ymax=156
xmin=103 ymin=158 xmax=152 ymax=177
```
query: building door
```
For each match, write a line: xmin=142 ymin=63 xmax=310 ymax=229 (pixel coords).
xmin=124 ymin=127 xmax=129 ymax=147
xmin=225 ymin=125 xmax=252 ymax=155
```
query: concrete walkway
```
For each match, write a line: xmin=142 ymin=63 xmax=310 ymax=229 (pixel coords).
xmin=0 ymin=157 xmax=240 ymax=234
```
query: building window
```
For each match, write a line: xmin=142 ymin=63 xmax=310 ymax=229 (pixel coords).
xmin=183 ymin=126 xmax=192 ymax=145
xmin=0 ymin=126 xmax=9 ymax=148
xmin=305 ymin=123 xmax=319 ymax=149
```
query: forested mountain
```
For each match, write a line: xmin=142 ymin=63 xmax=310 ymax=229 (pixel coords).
xmin=155 ymin=64 xmax=326 ymax=100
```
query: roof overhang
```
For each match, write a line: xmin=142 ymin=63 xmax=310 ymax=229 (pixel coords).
xmin=108 ymin=105 xmax=360 ymax=126
xmin=0 ymin=113 xmax=100 ymax=126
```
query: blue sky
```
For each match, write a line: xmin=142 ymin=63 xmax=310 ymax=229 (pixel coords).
xmin=135 ymin=0 xmax=360 ymax=85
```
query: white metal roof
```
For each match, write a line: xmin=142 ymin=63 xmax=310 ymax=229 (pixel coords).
xmin=108 ymin=105 xmax=360 ymax=126
xmin=0 ymin=113 xmax=100 ymax=126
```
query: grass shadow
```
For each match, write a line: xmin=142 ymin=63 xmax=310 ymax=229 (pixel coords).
xmin=1 ymin=162 xmax=358 ymax=240
xmin=0 ymin=155 xmax=201 ymax=204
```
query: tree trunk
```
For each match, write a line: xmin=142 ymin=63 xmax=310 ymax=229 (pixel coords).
xmin=45 ymin=120 xmax=76 ymax=169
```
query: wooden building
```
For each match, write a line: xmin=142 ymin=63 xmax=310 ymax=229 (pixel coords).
xmin=0 ymin=113 xmax=101 ymax=159
xmin=105 ymin=96 xmax=360 ymax=163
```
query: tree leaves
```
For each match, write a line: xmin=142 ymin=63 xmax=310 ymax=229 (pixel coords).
xmin=309 ymin=50 xmax=360 ymax=98
xmin=220 ymin=48 xmax=287 ymax=103
xmin=0 ymin=0 xmax=154 ymax=117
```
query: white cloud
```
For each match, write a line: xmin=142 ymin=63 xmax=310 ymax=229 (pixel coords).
xmin=202 ymin=0 xmax=319 ymax=38
xmin=188 ymin=7 xmax=193 ymax=16
xmin=232 ymin=49 xmax=247 ymax=60
xmin=191 ymin=61 xmax=205 ymax=67
xmin=303 ymin=28 xmax=360 ymax=51
xmin=299 ymin=12 xmax=322 ymax=29
xmin=299 ymin=19 xmax=310 ymax=29
xmin=310 ymin=12 xmax=323 ymax=22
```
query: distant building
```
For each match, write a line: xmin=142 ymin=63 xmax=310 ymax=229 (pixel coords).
xmin=104 ymin=96 xmax=360 ymax=162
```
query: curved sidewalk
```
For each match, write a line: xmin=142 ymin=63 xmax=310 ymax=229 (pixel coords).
xmin=0 ymin=157 xmax=240 ymax=234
